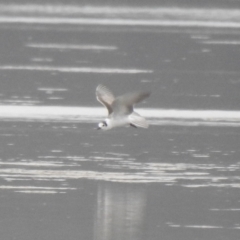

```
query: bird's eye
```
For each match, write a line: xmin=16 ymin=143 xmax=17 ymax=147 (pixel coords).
xmin=98 ymin=121 xmax=107 ymax=128
xmin=102 ymin=121 xmax=107 ymax=127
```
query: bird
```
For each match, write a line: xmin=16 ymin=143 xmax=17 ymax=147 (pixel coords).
xmin=96 ymin=84 xmax=150 ymax=130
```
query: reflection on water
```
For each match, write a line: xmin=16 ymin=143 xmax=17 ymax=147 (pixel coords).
xmin=94 ymin=183 xmax=145 ymax=240
xmin=0 ymin=121 xmax=240 ymax=190
xmin=1 ymin=154 xmax=240 ymax=187
xmin=0 ymin=118 xmax=239 ymax=239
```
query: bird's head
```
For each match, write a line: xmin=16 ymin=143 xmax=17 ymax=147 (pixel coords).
xmin=97 ymin=119 xmax=111 ymax=130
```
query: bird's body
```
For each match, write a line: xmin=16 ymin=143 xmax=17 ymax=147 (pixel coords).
xmin=96 ymin=84 xmax=150 ymax=130
xmin=104 ymin=115 xmax=129 ymax=129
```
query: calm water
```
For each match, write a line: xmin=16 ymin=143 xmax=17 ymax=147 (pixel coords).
xmin=0 ymin=3 xmax=240 ymax=240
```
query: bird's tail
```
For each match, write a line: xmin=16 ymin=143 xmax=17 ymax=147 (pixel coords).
xmin=128 ymin=112 xmax=149 ymax=128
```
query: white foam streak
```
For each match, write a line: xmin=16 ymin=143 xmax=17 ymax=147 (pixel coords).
xmin=184 ymin=225 xmax=223 ymax=229
xmin=0 ymin=106 xmax=239 ymax=126
xmin=169 ymin=224 xmax=240 ymax=230
xmin=38 ymin=88 xmax=68 ymax=92
xmin=0 ymin=185 xmax=75 ymax=190
xmin=140 ymin=109 xmax=240 ymax=120
xmin=0 ymin=16 xmax=240 ymax=28
xmin=0 ymin=65 xmax=152 ymax=74
xmin=0 ymin=4 xmax=240 ymax=19
xmin=182 ymin=184 xmax=240 ymax=188
xmin=202 ymin=40 xmax=240 ymax=45
xmin=0 ymin=106 xmax=103 ymax=121
xmin=0 ymin=5 xmax=240 ymax=29
xmin=31 ymin=57 xmax=53 ymax=62
xmin=27 ymin=43 xmax=117 ymax=51
xmin=15 ymin=190 xmax=60 ymax=194
xmin=211 ymin=208 xmax=240 ymax=211
xmin=0 ymin=161 xmax=75 ymax=167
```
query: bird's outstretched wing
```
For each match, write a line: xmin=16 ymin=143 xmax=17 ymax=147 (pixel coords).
xmin=128 ymin=111 xmax=149 ymax=128
xmin=117 ymin=91 xmax=150 ymax=107
xmin=96 ymin=84 xmax=115 ymax=114
xmin=113 ymin=91 xmax=151 ymax=115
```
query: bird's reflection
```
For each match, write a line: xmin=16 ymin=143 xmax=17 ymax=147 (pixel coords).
xmin=94 ymin=182 xmax=146 ymax=240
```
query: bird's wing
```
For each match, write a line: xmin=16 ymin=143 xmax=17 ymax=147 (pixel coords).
xmin=96 ymin=84 xmax=115 ymax=114
xmin=117 ymin=91 xmax=150 ymax=107
xmin=128 ymin=111 xmax=149 ymax=128
xmin=113 ymin=91 xmax=150 ymax=115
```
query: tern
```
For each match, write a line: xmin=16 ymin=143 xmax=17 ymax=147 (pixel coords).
xmin=96 ymin=84 xmax=150 ymax=130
